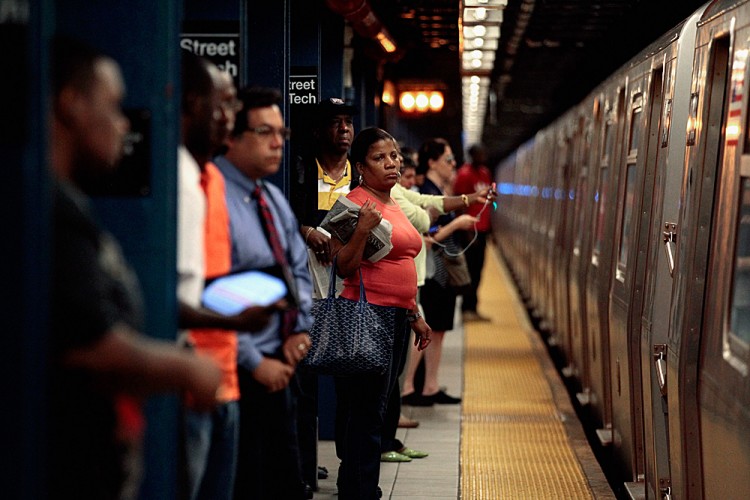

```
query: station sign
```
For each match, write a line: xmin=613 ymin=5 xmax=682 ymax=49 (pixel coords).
xmin=181 ymin=21 xmax=240 ymax=86
xmin=289 ymin=67 xmax=319 ymax=105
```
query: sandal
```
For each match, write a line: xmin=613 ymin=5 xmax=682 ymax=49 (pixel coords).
xmin=380 ymin=451 xmax=412 ymax=462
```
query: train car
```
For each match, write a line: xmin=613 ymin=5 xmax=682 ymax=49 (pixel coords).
xmin=494 ymin=1 xmax=750 ymax=497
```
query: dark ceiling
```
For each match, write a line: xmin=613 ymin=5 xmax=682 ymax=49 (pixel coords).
xmin=369 ymin=0 xmax=710 ymax=165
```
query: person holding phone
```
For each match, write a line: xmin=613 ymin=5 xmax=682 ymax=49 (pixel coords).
xmin=453 ymin=143 xmax=495 ymax=322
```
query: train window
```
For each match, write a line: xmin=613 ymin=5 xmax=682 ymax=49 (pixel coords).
xmin=573 ymin=174 xmax=588 ymax=255
xmin=727 ymin=178 xmax=750 ymax=361
xmin=616 ymin=164 xmax=637 ymax=281
xmin=687 ymin=92 xmax=699 ymax=146
xmin=603 ymin=120 xmax=616 ymax=164
xmin=592 ymin=167 xmax=609 ymax=264
xmin=628 ymin=95 xmax=643 ymax=154
xmin=661 ymin=98 xmax=672 ymax=147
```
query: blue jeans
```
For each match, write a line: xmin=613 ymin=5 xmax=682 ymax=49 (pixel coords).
xmin=334 ymin=308 xmax=410 ymax=500
xmin=185 ymin=401 xmax=240 ymax=500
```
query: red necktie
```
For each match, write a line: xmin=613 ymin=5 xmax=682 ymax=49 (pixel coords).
xmin=253 ymin=184 xmax=298 ymax=339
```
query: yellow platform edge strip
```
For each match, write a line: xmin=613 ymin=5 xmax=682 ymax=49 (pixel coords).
xmin=460 ymin=245 xmax=614 ymax=499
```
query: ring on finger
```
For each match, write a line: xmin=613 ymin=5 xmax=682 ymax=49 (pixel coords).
xmin=297 ymin=343 xmax=306 ymax=351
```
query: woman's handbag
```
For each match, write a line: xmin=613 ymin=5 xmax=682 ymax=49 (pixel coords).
xmin=302 ymin=260 xmax=396 ymax=377
xmin=441 ymin=250 xmax=471 ymax=289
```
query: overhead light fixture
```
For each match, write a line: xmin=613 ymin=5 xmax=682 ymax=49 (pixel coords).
xmin=463 ymin=25 xmax=500 ymax=40
xmin=399 ymin=90 xmax=445 ymax=114
xmin=463 ymin=7 xmax=503 ymax=23
xmin=382 ymin=80 xmax=396 ymax=105
xmin=460 ymin=0 xmax=506 ymax=147
xmin=465 ymin=0 xmax=507 ymax=6
xmin=376 ymin=30 xmax=397 ymax=53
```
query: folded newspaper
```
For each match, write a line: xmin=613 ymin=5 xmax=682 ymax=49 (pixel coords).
xmin=319 ymin=197 xmax=393 ymax=262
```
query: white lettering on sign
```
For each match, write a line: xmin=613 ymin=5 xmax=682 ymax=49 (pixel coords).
xmin=288 ymin=74 xmax=318 ymax=105
xmin=180 ymin=38 xmax=237 ymax=57
xmin=180 ymin=32 xmax=241 ymax=79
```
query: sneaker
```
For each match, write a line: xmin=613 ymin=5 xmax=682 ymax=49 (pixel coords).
xmin=425 ymin=389 xmax=462 ymax=404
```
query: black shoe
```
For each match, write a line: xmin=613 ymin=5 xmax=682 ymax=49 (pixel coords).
xmin=304 ymin=483 xmax=314 ymax=499
xmin=426 ymin=390 xmax=461 ymax=404
xmin=377 ymin=486 xmax=383 ymax=498
xmin=317 ymin=465 xmax=329 ymax=480
xmin=401 ymin=392 xmax=434 ymax=407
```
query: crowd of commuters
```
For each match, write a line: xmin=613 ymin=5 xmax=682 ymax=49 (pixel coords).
xmin=50 ymin=36 xmax=495 ymax=499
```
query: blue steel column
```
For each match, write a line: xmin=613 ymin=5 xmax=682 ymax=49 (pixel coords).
xmin=0 ymin=1 xmax=52 ymax=498
xmin=244 ymin=0 xmax=290 ymax=194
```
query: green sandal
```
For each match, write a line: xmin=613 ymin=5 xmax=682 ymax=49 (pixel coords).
xmin=380 ymin=451 xmax=412 ymax=462
xmin=398 ymin=447 xmax=429 ymax=459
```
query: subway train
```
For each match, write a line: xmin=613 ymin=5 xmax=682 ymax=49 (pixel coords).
xmin=492 ymin=0 xmax=750 ymax=498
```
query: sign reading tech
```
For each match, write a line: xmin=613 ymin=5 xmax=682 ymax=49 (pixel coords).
xmin=289 ymin=68 xmax=318 ymax=105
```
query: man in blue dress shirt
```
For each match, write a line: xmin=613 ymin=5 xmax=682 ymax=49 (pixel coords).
xmin=215 ymin=87 xmax=313 ymax=500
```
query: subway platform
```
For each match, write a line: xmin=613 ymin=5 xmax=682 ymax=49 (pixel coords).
xmin=313 ymin=246 xmax=615 ymax=499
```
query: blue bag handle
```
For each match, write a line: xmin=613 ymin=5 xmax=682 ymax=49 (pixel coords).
xmin=327 ymin=257 xmax=368 ymax=313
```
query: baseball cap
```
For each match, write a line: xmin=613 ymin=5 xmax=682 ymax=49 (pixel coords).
xmin=316 ymin=97 xmax=359 ymax=118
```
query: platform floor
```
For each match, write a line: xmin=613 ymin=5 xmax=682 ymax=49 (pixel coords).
xmin=313 ymin=246 xmax=614 ymax=499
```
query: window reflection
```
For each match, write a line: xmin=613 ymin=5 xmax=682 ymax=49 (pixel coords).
xmin=729 ymin=178 xmax=750 ymax=346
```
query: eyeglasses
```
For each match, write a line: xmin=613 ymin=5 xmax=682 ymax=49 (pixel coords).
xmin=245 ymin=125 xmax=292 ymax=140
xmin=443 ymin=155 xmax=455 ymax=163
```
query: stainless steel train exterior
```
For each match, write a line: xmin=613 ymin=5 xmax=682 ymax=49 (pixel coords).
xmin=493 ymin=1 xmax=750 ymax=498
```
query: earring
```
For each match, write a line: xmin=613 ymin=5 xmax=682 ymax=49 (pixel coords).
xmin=359 ymin=174 xmax=363 ymax=185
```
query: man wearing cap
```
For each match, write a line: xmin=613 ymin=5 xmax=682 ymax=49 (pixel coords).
xmin=291 ymin=97 xmax=358 ymax=266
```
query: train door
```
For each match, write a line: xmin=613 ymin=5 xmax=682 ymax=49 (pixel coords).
xmin=573 ymin=106 xmax=601 ymax=405
xmin=695 ymin=31 xmax=750 ymax=498
xmin=567 ymin=116 xmax=592 ymax=384
xmin=633 ymin=64 xmax=671 ymax=500
xmin=586 ymin=87 xmax=624 ymax=437
xmin=557 ymin=132 xmax=575 ymax=363
xmin=610 ymin=68 xmax=651 ymax=489
xmin=668 ymin=31 xmax=731 ymax=499
xmin=639 ymin=10 xmax=702 ymax=498
xmin=552 ymin=132 xmax=573 ymax=353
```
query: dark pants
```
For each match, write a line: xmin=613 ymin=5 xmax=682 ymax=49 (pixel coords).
xmin=460 ymin=231 xmax=488 ymax=312
xmin=334 ymin=309 xmax=409 ymax=500
xmin=380 ymin=322 xmax=411 ymax=453
xmin=296 ymin=369 xmax=319 ymax=489
xmin=234 ymin=365 xmax=306 ymax=500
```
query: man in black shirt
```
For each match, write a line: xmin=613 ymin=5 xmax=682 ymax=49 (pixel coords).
xmin=49 ymin=37 xmax=222 ymax=498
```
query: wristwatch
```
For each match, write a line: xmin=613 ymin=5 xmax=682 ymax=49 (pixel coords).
xmin=461 ymin=194 xmax=470 ymax=207
xmin=407 ymin=311 xmax=422 ymax=322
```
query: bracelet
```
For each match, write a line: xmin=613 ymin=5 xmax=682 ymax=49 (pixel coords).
xmin=304 ymin=226 xmax=315 ymax=243
xmin=461 ymin=194 xmax=470 ymax=207
xmin=407 ymin=311 xmax=422 ymax=322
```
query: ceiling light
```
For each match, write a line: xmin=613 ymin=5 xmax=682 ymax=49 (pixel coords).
xmin=415 ymin=93 xmax=430 ymax=112
xmin=429 ymin=92 xmax=444 ymax=112
xmin=376 ymin=30 xmax=397 ymax=53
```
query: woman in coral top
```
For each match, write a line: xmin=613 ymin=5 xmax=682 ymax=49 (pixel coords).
xmin=329 ymin=127 xmax=432 ymax=499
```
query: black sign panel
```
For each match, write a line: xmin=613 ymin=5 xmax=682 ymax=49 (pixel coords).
xmin=289 ymin=67 xmax=319 ymax=105
xmin=181 ymin=21 xmax=240 ymax=85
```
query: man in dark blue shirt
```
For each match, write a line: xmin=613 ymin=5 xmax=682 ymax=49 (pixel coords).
xmin=215 ymin=87 xmax=313 ymax=500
